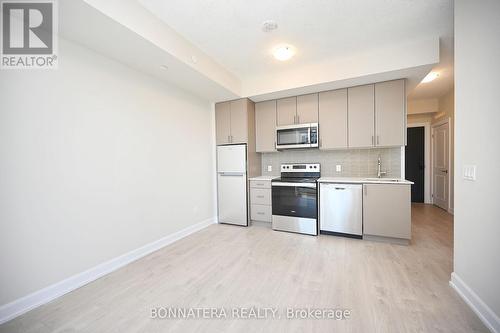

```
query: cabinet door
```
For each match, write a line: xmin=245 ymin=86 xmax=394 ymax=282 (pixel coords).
xmin=375 ymin=80 xmax=405 ymax=146
xmin=363 ymin=184 xmax=411 ymax=239
xmin=229 ymin=99 xmax=248 ymax=144
xmin=318 ymin=89 xmax=348 ymax=149
xmin=348 ymin=84 xmax=375 ymax=148
xmin=297 ymin=93 xmax=318 ymax=124
xmin=276 ymin=97 xmax=297 ymax=126
xmin=215 ymin=101 xmax=231 ymax=145
xmin=255 ymin=100 xmax=277 ymax=152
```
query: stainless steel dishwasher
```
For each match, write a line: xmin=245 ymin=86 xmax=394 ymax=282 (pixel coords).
xmin=319 ymin=183 xmax=363 ymax=238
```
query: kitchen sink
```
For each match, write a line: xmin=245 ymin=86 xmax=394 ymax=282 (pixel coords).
xmin=363 ymin=178 xmax=403 ymax=182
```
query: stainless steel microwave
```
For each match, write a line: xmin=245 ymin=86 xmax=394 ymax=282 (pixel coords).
xmin=276 ymin=123 xmax=318 ymax=149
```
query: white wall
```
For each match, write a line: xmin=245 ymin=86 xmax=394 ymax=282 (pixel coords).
xmin=454 ymin=0 xmax=500 ymax=329
xmin=0 ymin=39 xmax=216 ymax=306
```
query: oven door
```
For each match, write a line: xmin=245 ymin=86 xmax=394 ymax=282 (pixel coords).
xmin=272 ymin=183 xmax=317 ymax=219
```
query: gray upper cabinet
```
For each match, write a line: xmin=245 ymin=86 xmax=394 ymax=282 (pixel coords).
xmin=215 ymin=99 xmax=250 ymax=145
xmin=348 ymin=84 xmax=375 ymax=148
xmin=276 ymin=97 xmax=297 ymax=126
xmin=229 ymin=99 xmax=248 ymax=144
xmin=318 ymin=89 xmax=348 ymax=149
xmin=255 ymin=100 xmax=277 ymax=152
xmin=375 ymin=79 xmax=406 ymax=147
xmin=215 ymin=101 xmax=231 ymax=145
xmin=296 ymin=93 xmax=318 ymax=124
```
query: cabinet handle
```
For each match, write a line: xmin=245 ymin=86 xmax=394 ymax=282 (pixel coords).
xmin=377 ymin=135 xmax=380 ymax=145
xmin=363 ymin=185 xmax=367 ymax=196
xmin=256 ymin=183 xmax=264 ymax=186
xmin=371 ymin=136 xmax=374 ymax=145
xmin=297 ymin=115 xmax=300 ymax=124
xmin=257 ymin=195 xmax=264 ymax=198
xmin=257 ymin=212 xmax=264 ymax=215
xmin=227 ymin=135 xmax=230 ymax=143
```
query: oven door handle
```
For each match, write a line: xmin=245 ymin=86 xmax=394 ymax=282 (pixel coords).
xmin=271 ymin=182 xmax=317 ymax=188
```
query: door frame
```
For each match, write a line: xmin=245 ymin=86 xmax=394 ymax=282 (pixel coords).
xmin=407 ymin=122 xmax=431 ymax=203
xmin=431 ymin=117 xmax=452 ymax=213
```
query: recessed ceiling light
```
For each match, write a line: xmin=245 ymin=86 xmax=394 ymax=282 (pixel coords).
xmin=262 ymin=20 xmax=278 ymax=32
xmin=273 ymin=45 xmax=295 ymax=61
xmin=421 ymin=72 xmax=439 ymax=83
xmin=160 ymin=65 xmax=168 ymax=70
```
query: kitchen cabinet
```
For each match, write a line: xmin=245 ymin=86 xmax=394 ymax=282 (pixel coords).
xmin=375 ymin=79 xmax=406 ymax=146
xmin=215 ymin=98 xmax=253 ymax=145
xmin=296 ymin=93 xmax=318 ymax=124
xmin=250 ymin=179 xmax=272 ymax=223
xmin=348 ymin=84 xmax=375 ymax=148
xmin=255 ymin=100 xmax=277 ymax=152
xmin=215 ymin=102 xmax=231 ymax=145
xmin=230 ymin=99 xmax=249 ymax=144
xmin=318 ymin=89 xmax=348 ymax=149
xmin=276 ymin=97 xmax=296 ymax=126
xmin=347 ymin=80 xmax=406 ymax=148
xmin=363 ymin=184 xmax=411 ymax=242
xmin=277 ymin=95 xmax=318 ymax=126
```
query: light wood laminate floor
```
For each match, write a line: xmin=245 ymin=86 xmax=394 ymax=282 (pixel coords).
xmin=0 ymin=204 xmax=487 ymax=332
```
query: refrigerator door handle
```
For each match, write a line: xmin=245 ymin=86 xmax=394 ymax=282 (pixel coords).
xmin=219 ymin=172 xmax=245 ymax=176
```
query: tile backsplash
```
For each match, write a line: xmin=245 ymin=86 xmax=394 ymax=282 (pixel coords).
xmin=261 ymin=148 xmax=402 ymax=178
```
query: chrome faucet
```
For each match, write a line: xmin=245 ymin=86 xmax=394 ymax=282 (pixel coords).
xmin=377 ymin=155 xmax=387 ymax=178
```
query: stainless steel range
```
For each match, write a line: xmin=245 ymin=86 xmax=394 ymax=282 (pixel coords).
xmin=271 ymin=163 xmax=320 ymax=235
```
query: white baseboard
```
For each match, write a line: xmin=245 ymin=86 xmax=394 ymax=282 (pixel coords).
xmin=450 ymin=272 xmax=500 ymax=333
xmin=0 ymin=217 xmax=217 ymax=325
xmin=448 ymin=207 xmax=455 ymax=215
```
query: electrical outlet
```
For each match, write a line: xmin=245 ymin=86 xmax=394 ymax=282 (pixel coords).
xmin=267 ymin=165 xmax=272 ymax=172
xmin=463 ymin=165 xmax=476 ymax=181
xmin=336 ymin=164 xmax=342 ymax=172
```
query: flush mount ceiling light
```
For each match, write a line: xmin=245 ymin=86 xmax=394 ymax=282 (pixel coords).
xmin=421 ymin=72 xmax=439 ymax=83
xmin=262 ymin=20 xmax=278 ymax=32
xmin=273 ymin=45 xmax=295 ymax=61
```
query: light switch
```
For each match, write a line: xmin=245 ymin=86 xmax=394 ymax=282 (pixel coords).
xmin=336 ymin=164 xmax=342 ymax=172
xmin=267 ymin=165 xmax=272 ymax=172
xmin=463 ymin=165 xmax=476 ymax=181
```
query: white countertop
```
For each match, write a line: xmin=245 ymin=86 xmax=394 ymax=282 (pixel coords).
xmin=249 ymin=175 xmax=277 ymax=181
xmin=318 ymin=177 xmax=414 ymax=185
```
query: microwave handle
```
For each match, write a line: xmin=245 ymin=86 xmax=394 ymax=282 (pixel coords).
xmin=308 ymin=126 xmax=311 ymax=144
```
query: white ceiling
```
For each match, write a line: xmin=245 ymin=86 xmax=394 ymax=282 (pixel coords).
xmin=139 ymin=0 xmax=454 ymax=100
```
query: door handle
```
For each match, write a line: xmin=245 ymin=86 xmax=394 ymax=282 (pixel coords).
xmin=443 ymin=170 xmax=448 ymax=174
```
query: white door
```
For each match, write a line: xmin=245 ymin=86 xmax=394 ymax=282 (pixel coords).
xmin=217 ymin=145 xmax=246 ymax=173
xmin=433 ymin=123 xmax=449 ymax=210
xmin=217 ymin=174 xmax=247 ymax=226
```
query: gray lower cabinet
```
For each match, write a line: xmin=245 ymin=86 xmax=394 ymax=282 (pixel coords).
xmin=249 ymin=179 xmax=272 ymax=222
xmin=363 ymin=184 xmax=411 ymax=241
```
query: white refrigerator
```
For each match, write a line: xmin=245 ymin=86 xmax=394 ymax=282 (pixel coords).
xmin=217 ymin=144 xmax=248 ymax=226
